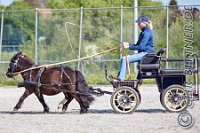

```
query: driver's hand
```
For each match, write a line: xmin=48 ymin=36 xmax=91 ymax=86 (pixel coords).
xmin=123 ymin=42 xmax=129 ymax=49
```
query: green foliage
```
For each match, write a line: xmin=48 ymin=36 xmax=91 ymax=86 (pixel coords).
xmin=46 ymin=0 xmax=133 ymax=8
xmin=5 ymin=1 xmax=33 ymax=10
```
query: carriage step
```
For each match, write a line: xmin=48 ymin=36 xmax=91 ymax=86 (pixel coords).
xmin=192 ymin=93 xmax=199 ymax=101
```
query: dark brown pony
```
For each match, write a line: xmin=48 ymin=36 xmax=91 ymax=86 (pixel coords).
xmin=6 ymin=52 xmax=94 ymax=113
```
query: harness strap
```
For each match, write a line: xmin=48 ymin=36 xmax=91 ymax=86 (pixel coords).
xmin=29 ymin=65 xmax=35 ymax=81
xmin=34 ymin=67 xmax=45 ymax=95
xmin=61 ymin=67 xmax=72 ymax=83
xmin=124 ymin=49 xmax=131 ymax=80
xmin=36 ymin=67 xmax=45 ymax=86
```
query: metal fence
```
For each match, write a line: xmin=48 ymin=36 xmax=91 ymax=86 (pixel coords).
xmin=0 ymin=5 xmax=200 ymax=85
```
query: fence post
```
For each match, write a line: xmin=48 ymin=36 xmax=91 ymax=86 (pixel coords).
xmin=120 ymin=5 xmax=123 ymax=58
xmin=133 ymin=0 xmax=138 ymax=73
xmin=78 ymin=7 xmax=83 ymax=70
xmin=166 ymin=5 xmax=169 ymax=68
xmin=0 ymin=10 xmax=4 ymax=61
xmin=35 ymin=8 xmax=38 ymax=64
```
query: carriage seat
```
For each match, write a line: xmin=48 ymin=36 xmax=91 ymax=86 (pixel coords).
xmin=136 ymin=48 xmax=166 ymax=79
xmin=137 ymin=48 xmax=166 ymax=71
xmin=160 ymin=69 xmax=185 ymax=75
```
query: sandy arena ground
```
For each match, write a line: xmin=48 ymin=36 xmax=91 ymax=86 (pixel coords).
xmin=0 ymin=85 xmax=199 ymax=133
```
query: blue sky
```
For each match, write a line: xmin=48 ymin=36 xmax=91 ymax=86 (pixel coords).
xmin=0 ymin=0 xmax=13 ymax=6
xmin=0 ymin=0 xmax=200 ymax=6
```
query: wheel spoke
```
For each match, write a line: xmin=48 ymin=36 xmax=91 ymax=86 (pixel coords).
xmin=116 ymin=103 xmax=122 ymax=108
xmin=173 ymin=104 xmax=178 ymax=110
xmin=129 ymin=94 xmax=135 ymax=98
xmin=130 ymin=100 xmax=136 ymax=103
xmin=130 ymin=102 xmax=136 ymax=107
xmin=114 ymin=98 xmax=119 ymax=102
xmin=179 ymin=103 xmax=183 ymax=108
xmin=176 ymin=88 xmax=179 ymax=93
xmin=165 ymin=100 xmax=170 ymax=103
xmin=170 ymin=103 xmax=175 ymax=109
xmin=130 ymin=104 xmax=136 ymax=109
xmin=124 ymin=90 xmax=127 ymax=95
xmin=179 ymin=92 xmax=186 ymax=96
xmin=164 ymin=95 xmax=170 ymax=103
xmin=168 ymin=90 xmax=173 ymax=95
xmin=116 ymin=92 xmax=121 ymax=96
xmin=180 ymin=100 xmax=187 ymax=107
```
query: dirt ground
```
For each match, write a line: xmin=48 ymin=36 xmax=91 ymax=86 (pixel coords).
xmin=0 ymin=85 xmax=199 ymax=133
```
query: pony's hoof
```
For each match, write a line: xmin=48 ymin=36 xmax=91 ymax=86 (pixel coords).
xmin=62 ymin=106 xmax=68 ymax=112
xmin=43 ymin=108 xmax=49 ymax=113
xmin=57 ymin=103 xmax=64 ymax=110
xmin=57 ymin=105 xmax=63 ymax=110
xmin=43 ymin=110 xmax=49 ymax=113
xmin=80 ymin=108 xmax=88 ymax=114
xmin=13 ymin=108 xmax=18 ymax=112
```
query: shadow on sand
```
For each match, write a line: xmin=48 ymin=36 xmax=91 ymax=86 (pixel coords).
xmin=0 ymin=108 xmax=166 ymax=115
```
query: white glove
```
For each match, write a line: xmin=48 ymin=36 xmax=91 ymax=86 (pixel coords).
xmin=123 ymin=42 xmax=129 ymax=49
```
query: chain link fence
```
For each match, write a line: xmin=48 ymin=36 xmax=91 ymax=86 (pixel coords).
xmin=0 ymin=5 xmax=199 ymax=85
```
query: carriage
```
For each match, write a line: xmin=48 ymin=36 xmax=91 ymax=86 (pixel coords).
xmin=100 ymin=48 xmax=199 ymax=113
xmin=6 ymin=48 xmax=199 ymax=114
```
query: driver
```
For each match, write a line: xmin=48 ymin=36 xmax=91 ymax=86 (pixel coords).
xmin=117 ymin=16 xmax=154 ymax=81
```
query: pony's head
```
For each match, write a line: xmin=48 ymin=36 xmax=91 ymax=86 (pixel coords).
xmin=6 ymin=52 xmax=34 ymax=78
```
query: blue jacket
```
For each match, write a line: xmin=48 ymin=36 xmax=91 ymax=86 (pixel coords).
xmin=129 ymin=26 xmax=154 ymax=53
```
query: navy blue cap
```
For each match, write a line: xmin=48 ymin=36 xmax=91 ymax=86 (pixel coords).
xmin=135 ymin=16 xmax=149 ymax=23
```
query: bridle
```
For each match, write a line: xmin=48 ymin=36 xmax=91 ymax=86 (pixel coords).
xmin=8 ymin=54 xmax=25 ymax=76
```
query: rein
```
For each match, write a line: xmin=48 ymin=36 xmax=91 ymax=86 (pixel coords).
xmin=124 ymin=49 xmax=131 ymax=80
xmin=13 ymin=47 xmax=117 ymax=75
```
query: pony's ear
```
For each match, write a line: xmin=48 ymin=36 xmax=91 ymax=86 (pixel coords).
xmin=17 ymin=51 xmax=22 ymax=55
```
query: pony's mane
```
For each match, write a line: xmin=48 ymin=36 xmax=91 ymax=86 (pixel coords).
xmin=11 ymin=52 xmax=22 ymax=62
xmin=12 ymin=52 xmax=35 ymax=65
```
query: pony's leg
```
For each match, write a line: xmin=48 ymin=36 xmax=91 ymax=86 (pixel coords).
xmin=62 ymin=93 xmax=74 ymax=112
xmin=13 ymin=89 xmax=33 ymax=111
xmin=65 ymin=85 xmax=88 ymax=113
xmin=57 ymin=93 xmax=70 ymax=110
xmin=72 ymin=94 xmax=88 ymax=114
xmin=35 ymin=93 xmax=49 ymax=113
xmin=57 ymin=98 xmax=68 ymax=110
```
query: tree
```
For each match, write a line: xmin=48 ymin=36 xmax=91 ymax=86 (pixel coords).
xmin=24 ymin=0 xmax=42 ymax=8
xmin=2 ymin=1 xmax=35 ymax=50
xmin=169 ymin=0 xmax=178 ymax=10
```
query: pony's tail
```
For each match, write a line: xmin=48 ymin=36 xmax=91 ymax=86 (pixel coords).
xmin=75 ymin=70 xmax=94 ymax=108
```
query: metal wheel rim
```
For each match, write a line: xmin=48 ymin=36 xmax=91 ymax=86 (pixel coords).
xmin=112 ymin=88 xmax=138 ymax=113
xmin=164 ymin=87 xmax=188 ymax=112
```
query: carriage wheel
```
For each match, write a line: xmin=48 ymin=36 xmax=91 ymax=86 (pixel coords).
xmin=161 ymin=85 xmax=189 ymax=113
xmin=110 ymin=86 xmax=140 ymax=114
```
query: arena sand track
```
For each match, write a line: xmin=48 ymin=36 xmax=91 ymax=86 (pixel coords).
xmin=0 ymin=85 xmax=199 ymax=133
